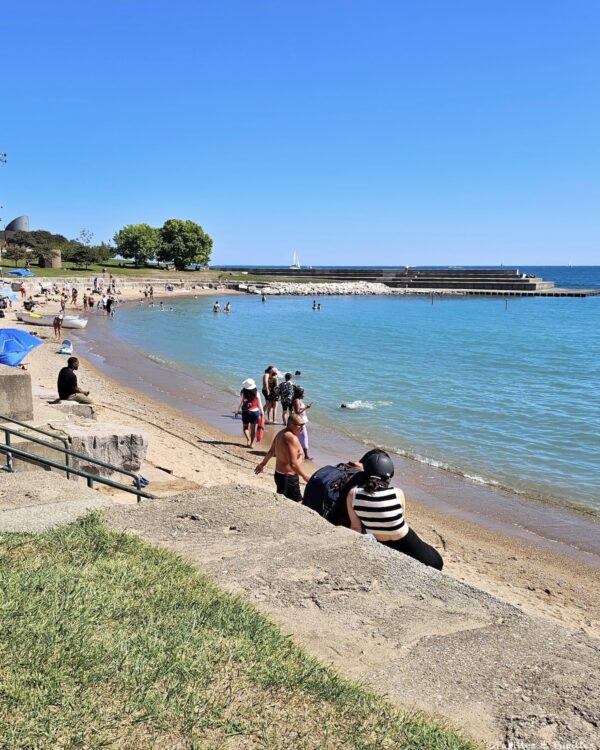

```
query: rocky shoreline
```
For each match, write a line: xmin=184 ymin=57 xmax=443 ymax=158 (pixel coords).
xmin=238 ymin=280 xmax=463 ymax=295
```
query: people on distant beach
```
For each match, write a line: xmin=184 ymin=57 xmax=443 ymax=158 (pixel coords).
xmin=262 ymin=366 xmax=280 ymax=424
xmin=293 ymin=386 xmax=313 ymax=460
xmin=345 ymin=450 xmax=443 ymax=570
xmin=57 ymin=357 xmax=93 ymax=405
xmin=82 ymin=293 xmax=88 ymax=311
xmin=254 ymin=414 xmax=311 ymax=502
xmin=237 ymin=378 xmax=264 ymax=448
xmin=213 ymin=300 xmax=221 ymax=313
xmin=71 ymin=288 xmax=78 ymax=305
xmin=279 ymin=372 xmax=295 ymax=424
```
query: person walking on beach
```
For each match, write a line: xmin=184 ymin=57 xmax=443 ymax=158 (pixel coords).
xmin=57 ymin=357 xmax=93 ymax=405
xmin=345 ymin=450 xmax=443 ymax=570
xmin=53 ymin=312 xmax=63 ymax=340
xmin=279 ymin=372 xmax=295 ymax=424
xmin=293 ymin=386 xmax=313 ymax=460
xmin=236 ymin=378 xmax=264 ymax=448
xmin=255 ymin=414 xmax=311 ymax=502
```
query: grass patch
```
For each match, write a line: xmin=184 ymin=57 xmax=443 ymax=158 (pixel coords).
xmin=0 ymin=514 xmax=480 ymax=749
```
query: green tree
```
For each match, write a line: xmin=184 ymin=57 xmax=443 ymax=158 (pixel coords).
xmin=70 ymin=245 xmax=95 ymax=269
xmin=8 ymin=230 xmax=65 ymax=266
xmin=113 ymin=223 xmax=160 ymax=266
xmin=4 ymin=245 xmax=28 ymax=266
xmin=158 ymin=219 xmax=212 ymax=270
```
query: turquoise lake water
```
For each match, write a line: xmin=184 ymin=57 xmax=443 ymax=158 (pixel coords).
xmin=108 ymin=270 xmax=600 ymax=513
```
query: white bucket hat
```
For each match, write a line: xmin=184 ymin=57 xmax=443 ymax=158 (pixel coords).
xmin=242 ymin=378 xmax=256 ymax=390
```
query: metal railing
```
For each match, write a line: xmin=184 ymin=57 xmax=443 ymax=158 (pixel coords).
xmin=0 ymin=415 xmax=155 ymax=502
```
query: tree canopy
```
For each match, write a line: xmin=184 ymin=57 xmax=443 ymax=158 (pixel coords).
xmin=157 ymin=219 xmax=212 ymax=270
xmin=113 ymin=224 xmax=160 ymax=266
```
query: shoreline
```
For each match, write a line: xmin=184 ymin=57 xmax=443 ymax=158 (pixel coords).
xmin=79 ymin=307 xmax=600 ymax=561
xmin=2 ymin=304 xmax=599 ymax=638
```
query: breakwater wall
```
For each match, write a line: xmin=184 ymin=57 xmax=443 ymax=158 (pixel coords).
xmin=219 ymin=267 xmax=554 ymax=292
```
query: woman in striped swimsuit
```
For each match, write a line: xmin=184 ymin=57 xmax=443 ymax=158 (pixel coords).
xmin=345 ymin=450 xmax=443 ymax=570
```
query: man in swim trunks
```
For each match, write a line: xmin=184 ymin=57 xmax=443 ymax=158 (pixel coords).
xmin=254 ymin=413 xmax=311 ymax=502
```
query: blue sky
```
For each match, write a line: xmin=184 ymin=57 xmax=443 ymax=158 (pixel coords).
xmin=2 ymin=1 xmax=599 ymax=265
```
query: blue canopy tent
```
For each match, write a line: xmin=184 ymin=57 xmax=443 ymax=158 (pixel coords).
xmin=0 ymin=328 xmax=42 ymax=367
xmin=7 ymin=268 xmax=35 ymax=277
xmin=0 ymin=289 xmax=19 ymax=301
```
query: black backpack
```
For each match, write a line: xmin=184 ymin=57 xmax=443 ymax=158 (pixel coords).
xmin=302 ymin=463 xmax=360 ymax=526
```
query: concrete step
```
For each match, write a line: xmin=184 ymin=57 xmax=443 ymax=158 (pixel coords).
xmin=0 ymin=472 xmax=112 ymax=532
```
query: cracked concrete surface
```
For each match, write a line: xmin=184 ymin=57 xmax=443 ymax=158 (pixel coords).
xmin=105 ymin=484 xmax=600 ymax=748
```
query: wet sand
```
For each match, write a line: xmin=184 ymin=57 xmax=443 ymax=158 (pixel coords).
xmin=2 ymin=303 xmax=599 ymax=638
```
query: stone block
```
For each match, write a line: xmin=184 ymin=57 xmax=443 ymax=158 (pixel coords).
xmin=0 ymin=368 xmax=33 ymax=421
xmin=52 ymin=401 xmax=96 ymax=420
xmin=50 ymin=422 xmax=148 ymax=478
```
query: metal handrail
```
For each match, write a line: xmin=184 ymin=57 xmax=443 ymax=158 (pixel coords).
xmin=0 ymin=442 xmax=155 ymax=501
xmin=0 ymin=414 xmax=71 ymax=477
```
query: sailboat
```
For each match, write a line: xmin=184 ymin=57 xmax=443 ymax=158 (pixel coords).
xmin=290 ymin=251 xmax=300 ymax=270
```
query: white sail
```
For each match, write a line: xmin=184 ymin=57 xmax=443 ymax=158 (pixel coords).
xmin=290 ymin=252 xmax=300 ymax=269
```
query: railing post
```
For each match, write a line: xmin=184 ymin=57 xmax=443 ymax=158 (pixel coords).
xmin=87 ymin=477 xmax=94 ymax=489
xmin=4 ymin=430 xmax=12 ymax=472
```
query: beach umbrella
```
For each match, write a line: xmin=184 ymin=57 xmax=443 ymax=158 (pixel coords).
xmin=7 ymin=268 xmax=35 ymax=277
xmin=0 ymin=328 xmax=42 ymax=367
xmin=0 ymin=289 xmax=18 ymax=301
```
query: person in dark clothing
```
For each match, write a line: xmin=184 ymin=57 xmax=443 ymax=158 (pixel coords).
xmin=57 ymin=357 xmax=93 ymax=405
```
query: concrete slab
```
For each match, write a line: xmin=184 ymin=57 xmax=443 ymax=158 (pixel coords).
xmin=0 ymin=368 xmax=33 ymax=421
xmin=0 ymin=472 xmax=111 ymax=532
xmin=106 ymin=485 xmax=600 ymax=748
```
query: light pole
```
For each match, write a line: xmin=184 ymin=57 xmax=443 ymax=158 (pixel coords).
xmin=0 ymin=152 xmax=6 ymax=269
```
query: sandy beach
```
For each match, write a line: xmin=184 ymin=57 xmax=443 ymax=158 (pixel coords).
xmin=1 ymin=293 xmax=598 ymax=642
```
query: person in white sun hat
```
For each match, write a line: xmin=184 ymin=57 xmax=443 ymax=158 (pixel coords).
xmin=236 ymin=378 xmax=264 ymax=448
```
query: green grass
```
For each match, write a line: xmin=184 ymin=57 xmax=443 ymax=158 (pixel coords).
xmin=0 ymin=514 xmax=480 ymax=750
xmin=0 ymin=260 xmax=221 ymax=279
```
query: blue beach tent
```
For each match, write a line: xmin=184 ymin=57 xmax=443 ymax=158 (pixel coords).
xmin=7 ymin=268 xmax=35 ymax=277
xmin=0 ymin=289 xmax=19 ymax=301
xmin=0 ymin=328 xmax=42 ymax=367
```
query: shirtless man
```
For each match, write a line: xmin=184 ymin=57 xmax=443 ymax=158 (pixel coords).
xmin=254 ymin=413 xmax=311 ymax=502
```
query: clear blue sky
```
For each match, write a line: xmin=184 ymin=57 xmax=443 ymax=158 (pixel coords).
xmin=2 ymin=1 xmax=599 ymax=265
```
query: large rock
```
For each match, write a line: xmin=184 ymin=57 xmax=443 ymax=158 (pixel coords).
xmin=52 ymin=400 xmax=96 ymax=420
xmin=0 ymin=368 xmax=33 ymax=421
xmin=49 ymin=421 xmax=148 ymax=478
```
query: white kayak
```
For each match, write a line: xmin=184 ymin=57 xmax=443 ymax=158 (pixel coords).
xmin=17 ymin=312 xmax=88 ymax=329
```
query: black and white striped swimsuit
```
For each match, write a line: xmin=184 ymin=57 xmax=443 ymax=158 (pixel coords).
xmin=349 ymin=485 xmax=408 ymax=539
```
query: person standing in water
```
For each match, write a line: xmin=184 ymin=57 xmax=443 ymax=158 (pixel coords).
xmin=279 ymin=372 xmax=296 ymax=424
xmin=262 ymin=366 xmax=280 ymax=424
xmin=225 ymin=302 xmax=232 ymax=313
xmin=292 ymin=386 xmax=313 ymax=460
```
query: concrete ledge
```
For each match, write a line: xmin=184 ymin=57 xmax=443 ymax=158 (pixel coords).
xmin=0 ymin=368 xmax=33 ymax=421
xmin=106 ymin=485 xmax=600 ymax=748
xmin=51 ymin=401 xmax=96 ymax=420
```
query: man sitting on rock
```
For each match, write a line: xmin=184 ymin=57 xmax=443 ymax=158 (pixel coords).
xmin=57 ymin=357 xmax=93 ymax=405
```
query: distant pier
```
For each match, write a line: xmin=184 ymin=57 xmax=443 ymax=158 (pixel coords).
xmin=216 ymin=267 xmax=600 ymax=297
